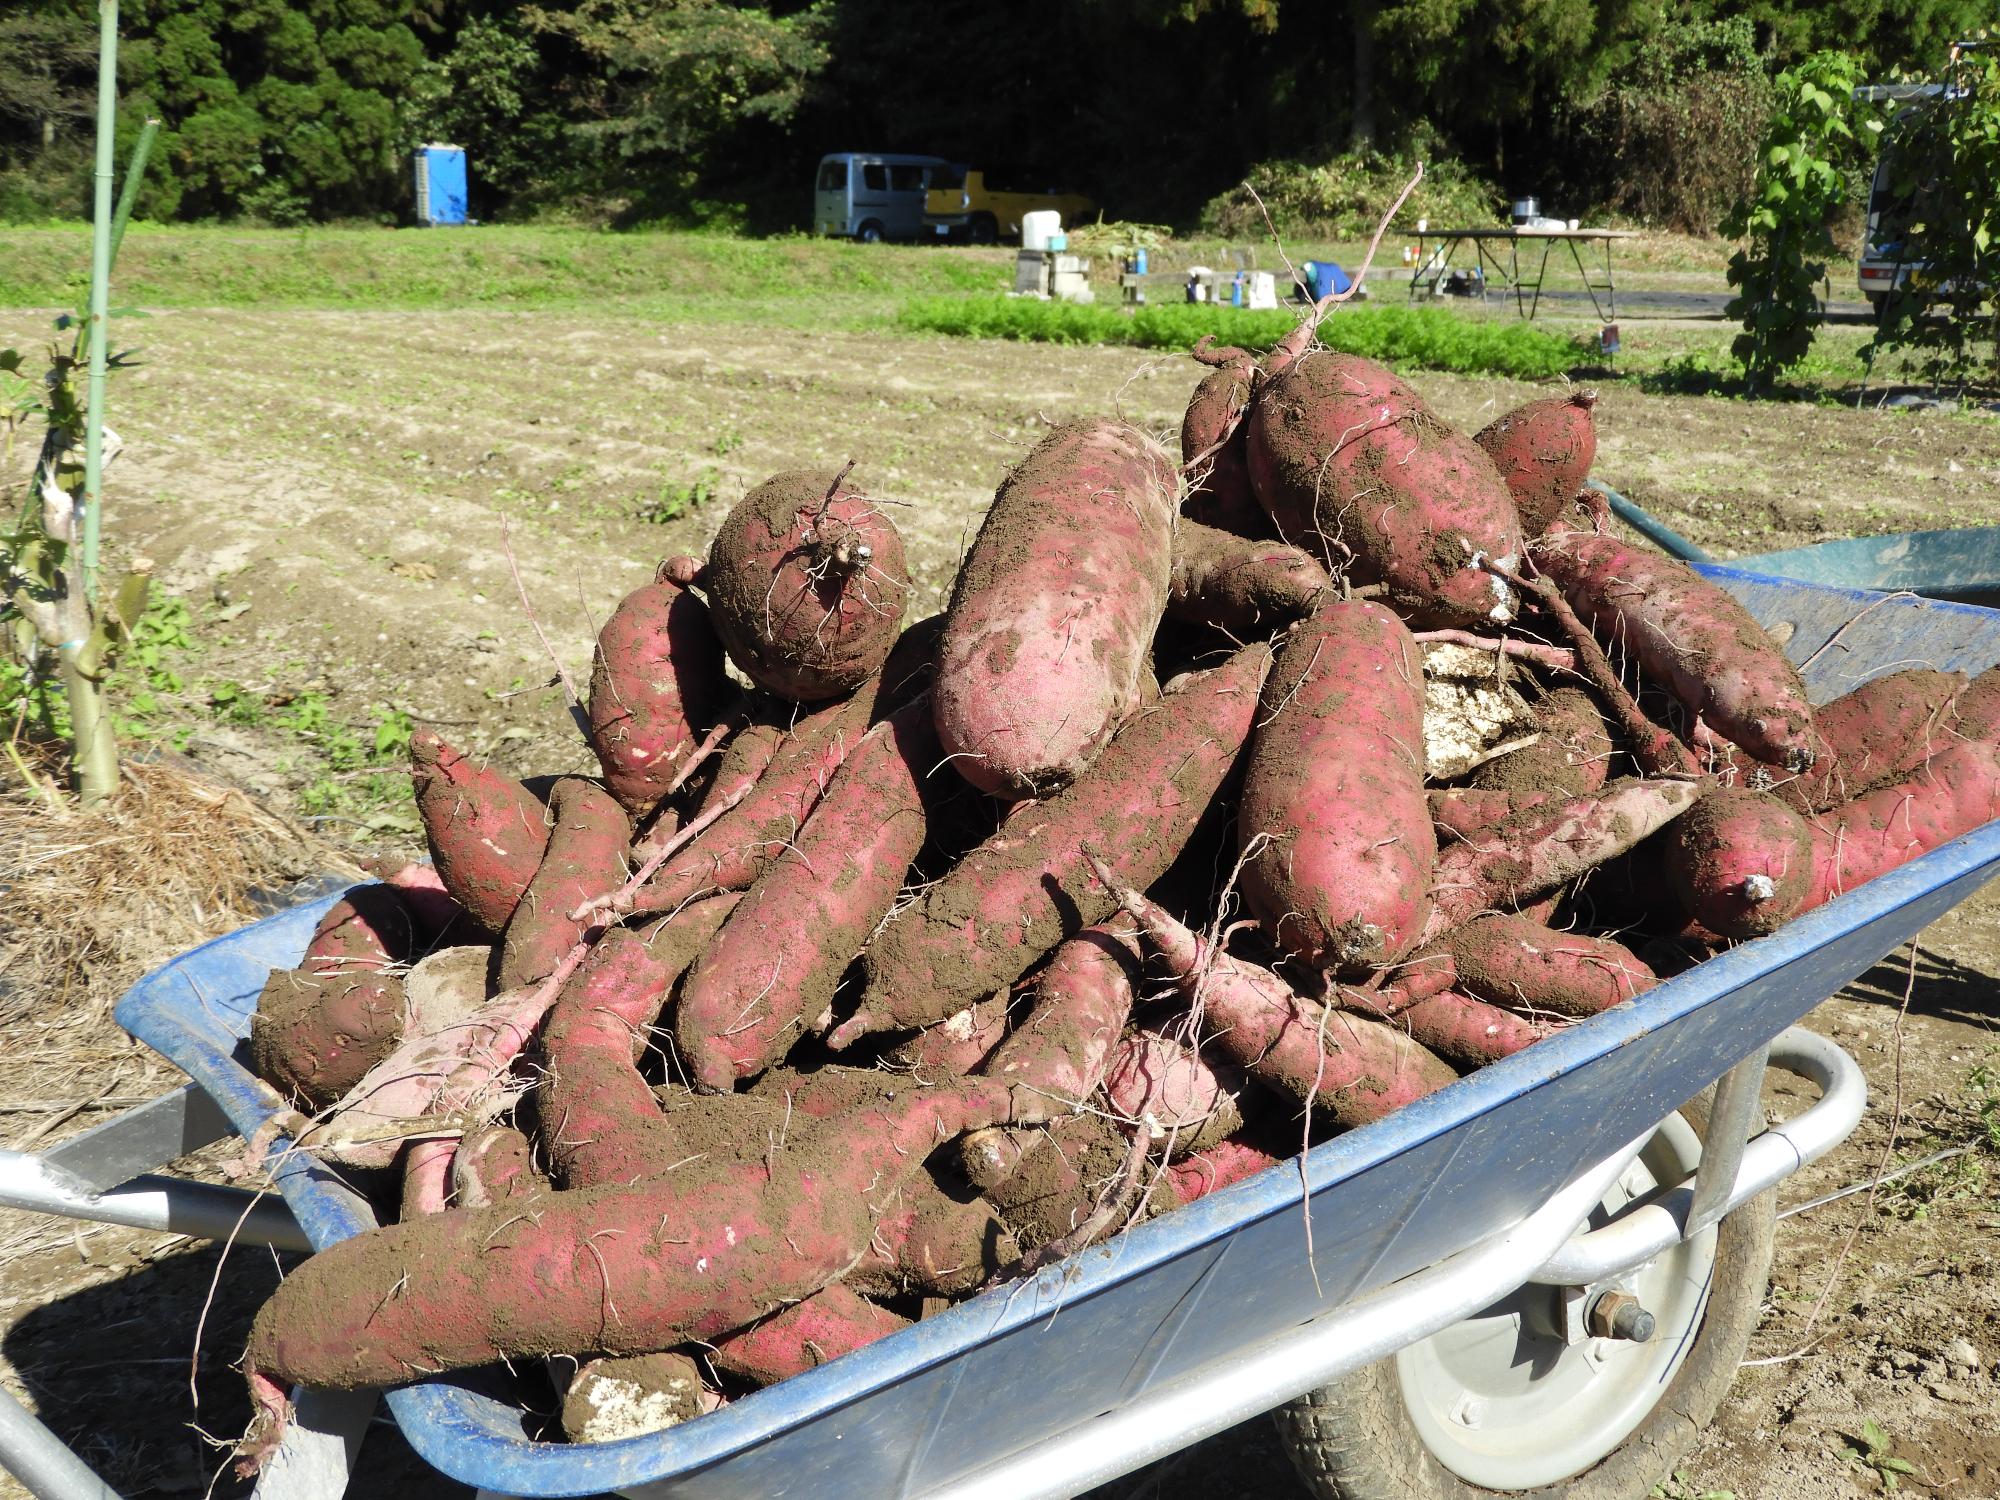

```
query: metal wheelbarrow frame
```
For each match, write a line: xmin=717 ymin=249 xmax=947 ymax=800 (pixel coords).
xmin=2 ymin=568 xmax=1997 ymax=1500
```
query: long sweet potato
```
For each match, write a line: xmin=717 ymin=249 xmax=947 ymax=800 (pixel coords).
xmin=838 ymin=641 xmax=1271 ymax=1041
xmin=496 ymin=777 xmax=629 ymax=990
xmin=1535 ymin=527 xmax=1815 ymax=770
xmin=1425 ymin=776 xmax=1702 ymax=941
xmin=676 ymin=698 xmax=939 ymax=1091
xmin=586 ymin=570 xmax=734 ymax=814
xmin=1239 ymin=599 xmax=1433 ymax=972
xmin=1244 ymin=350 xmax=1523 ymax=622
xmin=932 ymin=419 xmax=1179 ymax=798
xmin=1180 ymin=357 xmax=1265 ymax=537
xmin=705 ymin=468 xmax=910 ymax=702
xmin=410 ymin=731 xmax=550 ymax=934
xmin=1398 ymin=990 xmax=1553 ymax=1066
xmin=976 ymin=928 xmax=1135 ymax=1110
xmin=1098 ymin=863 xmax=1456 ymax=1129
xmin=1437 ymin=912 xmax=1655 ymax=1018
xmin=241 ymin=1079 xmax=1024 ymax=1414
xmin=1167 ymin=520 xmax=1330 ymax=639
xmin=1473 ymin=391 xmax=1597 ymax=537
xmin=1778 ymin=667 xmax=1967 ymax=811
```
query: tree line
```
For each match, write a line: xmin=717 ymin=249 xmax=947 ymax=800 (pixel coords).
xmin=0 ymin=0 xmax=1987 ymax=231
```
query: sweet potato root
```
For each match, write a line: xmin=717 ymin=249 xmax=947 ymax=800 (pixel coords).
xmin=932 ymin=419 xmax=1179 ymax=798
xmin=410 ymin=731 xmax=550 ymax=935
xmin=977 ymin=928 xmax=1136 ymax=1111
xmin=448 ymin=1123 xmax=544 ymax=1208
xmin=676 ymin=699 xmax=939 ymax=1091
xmin=586 ymin=572 xmax=734 ymax=814
xmin=705 ymin=468 xmax=910 ymax=702
xmin=1239 ymin=599 xmax=1434 ymax=972
xmin=884 ymin=997 xmax=1010 ymax=1079
xmin=1244 ymin=351 xmax=1523 ymax=622
xmin=562 ymin=1353 xmax=714 ymax=1442
xmin=1167 ymin=520 xmax=1330 ymax=639
xmin=1436 ymin=912 xmax=1655 ymax=1018
xmin=496 ymin=777 xmax=629 ymax=990
xmin=1535 ymin=527 xmax=1815 ymax=770
xmin=841 ymin=641 xmax=1271 ymax=1041
xmin=1473 ymin=391 xmax=1597 ymax=537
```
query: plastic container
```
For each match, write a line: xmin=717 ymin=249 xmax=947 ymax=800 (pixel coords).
xmin=1020 ymin=210 xmax=1061 ymax=251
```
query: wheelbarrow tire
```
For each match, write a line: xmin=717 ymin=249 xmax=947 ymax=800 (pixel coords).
xmin=1271 ymin=1100 xmax=1777 ymax=1500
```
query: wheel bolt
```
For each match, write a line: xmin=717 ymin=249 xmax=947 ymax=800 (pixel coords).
xmin=1587 ymin=1290 xmax=1656 ymax=1342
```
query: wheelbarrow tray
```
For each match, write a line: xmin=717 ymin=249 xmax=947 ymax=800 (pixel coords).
xmin=1737 ymin=526 xmax=2000 ymax=610
xmin=115 ymin=568 xmax=2000 ymax=1500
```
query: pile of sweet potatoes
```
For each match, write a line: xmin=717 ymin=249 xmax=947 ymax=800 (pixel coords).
xmin=230 ymin=360 xmax=2000 ymax=1465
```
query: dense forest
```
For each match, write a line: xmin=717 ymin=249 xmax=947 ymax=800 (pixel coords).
xmin=0 ymin=0 xmax=1988 ymax=231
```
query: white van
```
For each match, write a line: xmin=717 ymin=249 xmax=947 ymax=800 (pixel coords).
xmin=814 ymin=153 xmax=950 ymax=242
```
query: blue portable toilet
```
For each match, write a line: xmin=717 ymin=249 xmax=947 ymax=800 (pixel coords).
xmin=413 ymin=145 xmax=469 ymax=226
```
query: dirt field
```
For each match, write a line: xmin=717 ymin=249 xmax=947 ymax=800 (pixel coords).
xmin=3 ymin=301 xmax=2000 ymax=1499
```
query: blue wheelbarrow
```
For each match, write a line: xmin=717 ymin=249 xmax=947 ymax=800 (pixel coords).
xmin=3 ymin=572 xmax=1999 ymax=1500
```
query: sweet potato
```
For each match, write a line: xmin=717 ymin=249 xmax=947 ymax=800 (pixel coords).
xmin=1180 ymin=358 xmax=1265 ymax=537
xmin=1473 ymin=391 xmax=1598 ymax=537
xmin=849 ymin=1175 xmax=1019 ymax=1297
xmin=1428 ymin=787 xmax=1562 ymax=845
xmin=1167 ymin=520 xmax=1330 ymax=638
xmin=241 ymin=1078 xmax=1024 ymax=1407
xmin=1804 ymin=738 xmax=2000 ymax=910
xmin=676 ymin=699 xmax=939 ymax=1091
xmin=1425 ymin=776 xmax=1702 ymax=941
xmin=410 ymin=730 xmax=550 ymax=934
xmin=1778 ymin=667 xmax=1967 ymax=811
xmin=496 ymin=778 xmax=629 ymax=991
xmin=1244 ymin=350 xmax=1523 ymax=622
xmin=708 ymin=1285 xmax=909 ymax=1387
xmin=981 ymin=1112 xmax=1172 ymax=1251
xmin=1098 ymin=865 xmax=1455 ymax=1129
xmin=448 ymin=1123 xmax=544 ymax=1208
xmin=586 ymin=571 xmax=734 ymax=814
xmin=839 ymin=641 xmax=1271 ymax=1041
xmin=538 ymin=897 xmax=740 ymax=1188
xmin=1437 ymin=912 xmax=1656 ymax=1018
xmin=1398 ymin=991 xmax=1553 ymax=1066
xmin=1239 ymin=599 xmax=1434 ymax=972
xmin=248 ymin=886 xmax=417 ymax=1110
xmin=884 ymin=997 xmax=1011 ymax=1079
xmin=1159 ymin=1133 xmax=1285 ymax=1208
xmin=1102 ymin=1025 xmax=1245 ymax=1155
xmin=705 ymin=468 xmax=910 ymax=702
xmin=932 ymin=419 xmax=1179 ymax=798
xmin=1661 ymin=786 xmax=1816 ymax=939
xmin=1948 ymin=662 xmax=2000 ymax=744
xmin=976 ymin=928 xmax=1136 ymax=1110
xmin=1466 ymin=685 xmax=1614 ymax=798
xmin=1535 ymin=528 xmax=1815 ymax=770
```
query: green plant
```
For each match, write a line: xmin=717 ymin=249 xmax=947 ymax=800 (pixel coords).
xmin=1722 ymin=52 xmax=1879 ymax=392
xmin=897 ymin=297 xmax=1588 ymax=381
xmin=1201 ymin=150 xmax=1498 ymax=240
xmin=1650 ymin=1471 xmax=1736 ymax=1500
xmin=1839 ymin=1419 xmax=1918 ymax=1491
xmin=638 ymin=467 xmax=722 ymax=524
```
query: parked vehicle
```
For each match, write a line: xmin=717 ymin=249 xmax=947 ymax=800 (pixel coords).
xmin=925 ymin=166 xmax=1095 ymax=243
xmin=813 ymin=153 xmax=951 ymax=242
xmin=1854 ymin=54 xmax=1994 ymax=317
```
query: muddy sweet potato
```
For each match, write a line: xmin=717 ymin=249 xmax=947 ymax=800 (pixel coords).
xmin=676 ymin=699 xmax=939 ymax=1091
xmin=1239 ymin=598 xmax=1434 ymax=972
xmin=932 ymin=419 xmax=1179 ymax=798
xmin=1473 ymin=391 xmax=1598 ymax=537
xmin=1167 ymin=520 xmax=1330 ymax=639
xmin=248 ymin=885 xmax=419 ymax=1110
xmin=1098 ymin=863 xmax=1456 ymax=1129
xmin=240 ymin=1079 xmax=1026 ymax=1418
xmin=1180 ymin=357 xmax=1265 ymax=537
xmin=705 ymin=468 xmax=910 ymax=702
xmin=410 ymin=731 xmax=551 ymax=935
xmin=1802 ymin=738 xmax=2000 ymax=912
xmin=1159 ymin=1133 xmax=1286 ymax=1208
xmin=1466 ymin=685 xmax=1614 ymax=798
xmin=838 ymin=641 xmax=1271 ymax=1041
xmin=1102 ymin=1024 xmax=1245 ymax=1155
xmin=1244 ymin=350 xmax=1523 ymax=622
xmin=708 ymin=1285 xmax=909 ymax=1387
xmin=562 ymin=1353 xmax=713 ymax=1443
xmin=1397 ymin=991 xmax=1553 ymax=1066
xmin=884 ymin=997 xmax=1010 ymax=1079
xmin=1778 ymin=667 xmax=1967 ymax=811
xmin=448 ymin=1123 xmax=544 ymax=1208
xmin=495 ymin=778 xmax=630 ymax=990
xmin=1535 ymin=527 xmax=1815 ymax=770
xmin=1661 ymin=786 xmax=1816 ymax=939
xmin=1436 ymin=912 xmax=1656 ymax=1018
xmin=977 ymin=928 xmax=1135 ymax=1109
xmin=586 ymin=570 xmax=735 ymax=815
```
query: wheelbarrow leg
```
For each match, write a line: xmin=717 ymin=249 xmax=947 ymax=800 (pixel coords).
xmin=249 ymin=1387 xmax=376 ymax=1500
xmin=1689 ymin=1044 xmax=1770 ymax=1238
xmin=0 ymin=1384 xmax=123 ymax=1500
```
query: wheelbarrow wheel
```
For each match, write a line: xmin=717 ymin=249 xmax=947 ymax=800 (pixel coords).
xmin=1271 ymin=1100 xmax=1777 ymax=1500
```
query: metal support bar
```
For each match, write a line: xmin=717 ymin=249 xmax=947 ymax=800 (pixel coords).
xmin=1688 ymin=1043 xmax=1771 ymax=1237
xmin=1532 ymin=1028 xmax=1864 ymax=1286
xmin=0 ymin=1151 xmax=310 ymax=1252
xmin=0 ymin=1384 xmax=124 ymax=1500
xmin=912 ymin=1134 xmax=1648 ymax=1500
xmin=42 ymin=1085 xmax=235 ymax=1192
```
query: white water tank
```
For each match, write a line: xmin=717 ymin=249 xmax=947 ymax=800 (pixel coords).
xmin=1021 ymin=210 xmax=1062 ymax=250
